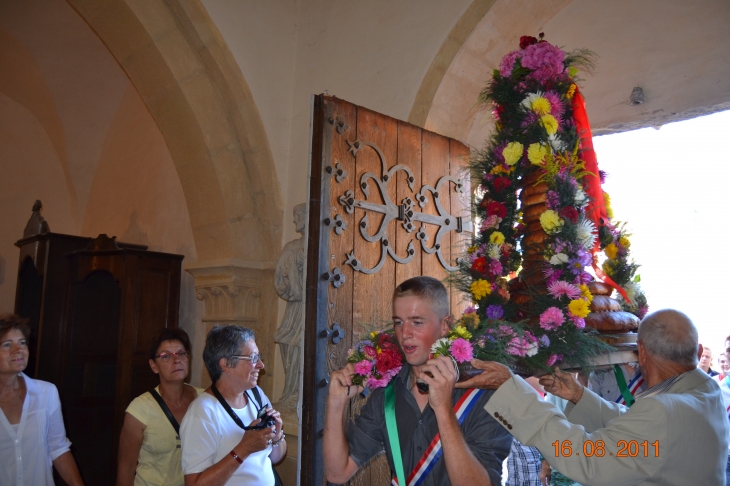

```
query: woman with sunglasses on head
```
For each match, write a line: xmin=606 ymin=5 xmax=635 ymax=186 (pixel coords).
xmin=117 ymin=328 xmax=203 ymax=486
xmin=180 ymin=325 xmax=285 ymax=486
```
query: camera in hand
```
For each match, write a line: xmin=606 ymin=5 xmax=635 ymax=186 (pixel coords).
xmin=243 ymin=407 xmax=277 ymax=430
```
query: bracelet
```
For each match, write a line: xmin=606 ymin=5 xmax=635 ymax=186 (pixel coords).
xmin=271 ymin=433 xmax=286 ymax=447
xmin=229 ymin=450 xmax=243 ymax=464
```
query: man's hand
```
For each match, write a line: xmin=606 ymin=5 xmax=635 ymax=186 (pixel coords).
xmin=454 ymin=359 xmax=512 ymax=390
xmin=538 ymin=367 xmax=584 ymax=404
xmin=327 ymin=363 xmax=363 ymax=403
xmin=419 ymin=356 xmax=457 ymax=411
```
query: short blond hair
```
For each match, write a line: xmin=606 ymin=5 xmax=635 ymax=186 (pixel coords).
xmin=393 ymin=276 xmax=450 ymax=319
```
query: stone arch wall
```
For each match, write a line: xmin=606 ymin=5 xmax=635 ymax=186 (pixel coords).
xmin=67 ymin=0 xmax=283 ymax=394
xmin=68 ymin=0 xmax=283 ymax=264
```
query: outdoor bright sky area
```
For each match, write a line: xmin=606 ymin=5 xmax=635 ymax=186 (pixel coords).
xmin=593 ymin=109 xmax=730 ymax=360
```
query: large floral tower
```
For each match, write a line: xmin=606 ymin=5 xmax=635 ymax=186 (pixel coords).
xmin=457 ymin=34 xmax=649 ymax=371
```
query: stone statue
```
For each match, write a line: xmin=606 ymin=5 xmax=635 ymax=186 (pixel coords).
xmin=274 ymin=203 xmax=306 ymax=409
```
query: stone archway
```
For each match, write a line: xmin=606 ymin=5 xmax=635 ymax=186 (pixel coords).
xmin=67 ymin=0 xmax=283 ymax=393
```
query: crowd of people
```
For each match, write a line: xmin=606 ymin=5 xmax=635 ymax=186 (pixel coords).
xmin=3 ymin=273 xmax=730 ymax=485
xmin=0 ymin=313 xmax=285 ymax=486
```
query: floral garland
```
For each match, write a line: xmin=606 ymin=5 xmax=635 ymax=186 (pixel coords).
xmin=347 ymin=326 xmax=475 ymax=390
xmin=451 ymin=34 xmax=648 ymax=372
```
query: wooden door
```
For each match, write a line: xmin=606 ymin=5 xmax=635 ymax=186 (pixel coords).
xmin=302 ymin=95 xmax=471 ymax=485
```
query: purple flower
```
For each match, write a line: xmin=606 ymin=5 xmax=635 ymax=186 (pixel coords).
xmin=486 ymin=305 xmax=504 ymax=320
xmin=488 ymin=260 xmax=503 ymax=276
xmin=539 ymin=307 xmax=565 ymax=331
xmin=499 ymin=50 xmax=523 ymax=77
xmin=546 ymin=191 xmax=560 ymax=210
xmin=539 ymin=334 xmax=551 ymax=347
xmin=464 ymin=306 xmax=476 ymax=315
xmin=572 ymin=317 xmax=586 ymax=329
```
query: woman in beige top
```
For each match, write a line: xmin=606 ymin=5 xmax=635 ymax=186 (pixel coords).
xmin=117 ymin=328 xmax=203 ymax=486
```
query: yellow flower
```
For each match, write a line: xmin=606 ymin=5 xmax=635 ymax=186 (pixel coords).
xmin=566 ymin=82 xmax=577 ymax=99
xmin=540 ymin=115 xmax=559 ymax=135
xmin=602 ymin=260 xmax=614 ymax=277
xmin=502 ymin=142 xmax=524 ymax=166
xmin=539 ymin=210 xmax=564 ymax=234
xmin=460 ymin=313 xmax=480 ymax=330
xmin=470 ymin=279 xmax=492 ymax=301
xmin=569 ymin=299 xmax=591 ymax=318
xmin=490 ymin=231 xmax=505 ymax=245
xmin=467 ymin=245 xmax=478 ymax=255
xmin=527 ymin=143 xmax=548 ymax=165
xmin=531 ymin=97 xmax=551 ymax=115
xmin=579 ymin=284 xmax=594 ymax=305
xmin=604 ymin=243 xmax=619 ymax=260
xmin=451 ymin=325 xmax=473 ymax=340
xmin=619 ymin=236 xmax=631 ymax=248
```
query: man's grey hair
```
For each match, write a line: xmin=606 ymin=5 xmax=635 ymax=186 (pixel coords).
xmin=638 ymin=309 xmax=698 ymax=368
xmin=203 ymin=325 xmax=256 ymax=383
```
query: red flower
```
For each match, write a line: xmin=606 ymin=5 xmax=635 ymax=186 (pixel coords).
xmin=559 ymin=206 xmax=579 ymax=224
xmin=364 ymin=345 xmax=377 ymax=358
xmin=520 ymin=36 xmax=538 ymax=49
xmin=487 ymin=201 xmax=507 ymax=219
xmin=471 ymin=256 xmax=487 ymax=274
xmin=375 ymin=348 xmax=402 ymax=374
xmin=493 ymin=177 xmax=512 ymax=193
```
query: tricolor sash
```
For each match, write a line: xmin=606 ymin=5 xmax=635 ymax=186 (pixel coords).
xmin=389 ymin=387 xmax=484 ymax=486
xmin=613 ymin=365 xmax=644 ymax=407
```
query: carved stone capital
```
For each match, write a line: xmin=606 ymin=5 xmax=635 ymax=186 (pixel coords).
xmin=185 ymin=258 xmax=277 ymax=389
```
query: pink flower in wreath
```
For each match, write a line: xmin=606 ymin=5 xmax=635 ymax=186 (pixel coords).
xmin=499 ymin=50 xmax=523 ymax=77
xmin=539 ymin=307 xmax=565 ymax=331
xmin=363 ymin=345 xmax=377 ymax=358
xmin=521 ymin=42 xmax=565 ymax=83
xmin=450 ymin=338 xmax=474 ymax=363
xmin=354 ymin=360 xmax=373 ymax=375
xmin=546 ymin=353 xmax=563 ymax=367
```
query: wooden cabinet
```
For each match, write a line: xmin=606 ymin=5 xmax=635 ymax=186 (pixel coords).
xmin=15 ymin=232 xmax=183 ymax=485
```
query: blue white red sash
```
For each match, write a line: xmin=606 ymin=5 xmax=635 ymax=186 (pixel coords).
xmin=615 ymin=370 xmax=644 ymax=405
xmin=391 ymin=388 xmax=484 ymax=486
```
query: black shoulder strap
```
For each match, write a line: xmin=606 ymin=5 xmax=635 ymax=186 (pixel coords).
xmin=149 ymin=388 xmax=180 ymax=436
xmin=250 ymin=386 xmax=262 ymax=409
xmin=211 ymin=383 xmax=246 ymax=429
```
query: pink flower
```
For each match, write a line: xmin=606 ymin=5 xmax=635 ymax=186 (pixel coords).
xmin=520 ymin=42 xmax=565 ymax=83
xmin=489 ymin=260 xmax=503 ymax=276
xmin=539 ymin=307 xmax=565 ymax=331
xmin=546 ymin=353 xmax=563 ymax=367
xmin=354 ymin=360 xmax=373 ymax=375
xmin=364 ymin=345 xmax=377 ymax=358
xmin=366 ymin=375 xmax=390 ymax=389
xmin=481 ymin=215 xmax=502 ymax=231
xmin=547 ymin=281 xmax=581 ymax=300
xmin=507 ymin=337 xmax=528 ymax=357
xmin=544 ymin=91 xmax=564 ymax=118
xmin=499 ymin=50 xmax=523 ymax=77
xmin=450 ymin=338 xmax=474 ymax=363
xmin=571 ymin=316 xmax=586 ymax=329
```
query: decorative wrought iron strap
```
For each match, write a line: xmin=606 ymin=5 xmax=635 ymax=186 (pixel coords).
xmin=337 ymin=138 xmax=473 ymax=273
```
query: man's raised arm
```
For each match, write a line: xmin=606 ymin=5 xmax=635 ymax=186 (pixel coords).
xmin=323 ymin=364 xmax=361 ymax=484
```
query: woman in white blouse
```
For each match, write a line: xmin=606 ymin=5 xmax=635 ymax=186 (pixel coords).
xmin=0 ymin=314 xmax=84 ymax=486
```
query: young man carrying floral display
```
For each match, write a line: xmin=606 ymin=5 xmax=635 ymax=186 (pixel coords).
xmin=323 ymin=276 xmax=512 ymax=486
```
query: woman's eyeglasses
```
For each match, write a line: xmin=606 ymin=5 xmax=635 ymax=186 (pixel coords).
xmin=154 ymin=351 xmax=190 ymax=362
xmin=230 ymin=353 xmax=263 ymax=365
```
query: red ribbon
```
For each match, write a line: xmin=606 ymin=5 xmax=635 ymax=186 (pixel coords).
xmin=571 ymin=87 xmax=631 ymax=303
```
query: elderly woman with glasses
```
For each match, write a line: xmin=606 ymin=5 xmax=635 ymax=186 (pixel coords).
xmin=117 ymin=328 xmax=203 ymax=486
xmin=180 ymin=325 xmax=285 ymax=486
